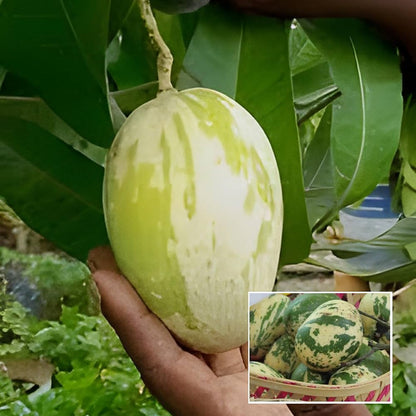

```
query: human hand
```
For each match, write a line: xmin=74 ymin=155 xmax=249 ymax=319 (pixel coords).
xmin=88 ymin=246 xmax=292 ymax=416
xmin=88 ymin=247 xmax=372 ymax=416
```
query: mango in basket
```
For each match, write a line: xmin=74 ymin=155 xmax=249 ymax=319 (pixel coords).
xmin=250 ymin=361 xmax=285 ymax=381
xmin=295 ymin=299 xmax=363 ymax=372
xmin=264 ymin=334 xmax=298 ymax=377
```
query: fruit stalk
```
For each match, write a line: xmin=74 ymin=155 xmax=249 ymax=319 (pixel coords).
xmin=340 ymin=342 xmax=390 ymax=368
xmin=138 ymin=0 xmax=174 ymax=93
xmin=358 ymin=309 xmax=390 ymax=329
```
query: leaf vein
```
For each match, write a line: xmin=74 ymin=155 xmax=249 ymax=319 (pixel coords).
xmin=338 ymin=37 xmax=366 ymax=205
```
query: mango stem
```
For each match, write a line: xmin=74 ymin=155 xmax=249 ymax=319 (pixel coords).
xmin=138 ymin=0 xmax=174 ymax=93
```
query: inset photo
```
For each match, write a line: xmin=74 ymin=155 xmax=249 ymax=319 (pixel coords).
xmin=249 ymin=292 xmax=392 ymax=404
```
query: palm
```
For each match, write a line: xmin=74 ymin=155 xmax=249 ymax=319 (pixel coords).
xmin=88 ymin=247 xmax=370 ymax=416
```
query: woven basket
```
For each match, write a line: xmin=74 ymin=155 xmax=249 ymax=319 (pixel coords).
xmin=249 ymin=292 xmax=391 ymax=403
xmin=250 ymin=371 xmax=390 ymax=402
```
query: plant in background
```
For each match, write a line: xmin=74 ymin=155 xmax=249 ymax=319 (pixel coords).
xmin=0 ymin=0 xmax=415 ymax=413
xmin=0 ymin=249 xmax=169 ymax=415
xmin=0 ymin=0 xmax=408 ymax=276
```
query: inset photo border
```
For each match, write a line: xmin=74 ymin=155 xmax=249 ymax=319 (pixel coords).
xmin=248 ymin=291 xmax=392 ymax=404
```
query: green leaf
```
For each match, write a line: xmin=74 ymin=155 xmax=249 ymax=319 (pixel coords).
xmin=0 ymin=97 xmax=106 ymax=166
xmin=177 ymin=4 xmax=311 ymax=265
xmin=394 ymin=284 xmax=416 ymax=324
xmin=108 ymin=0 xmax=135 ymax=42
xmin=303 ymin=106 xmax=336 ymax=228
xmin=289 ymin=21 xmax=339 ymax=123
xmin=0 ymin=0 xmax=114 ymax=147
xmin=0 ymin=117 xmax=108 ymax=260
xmin=292 ymin=62 xmax=339 ymax=123
xmin=310 ymin=248 xmax=415 ymax=283
xmin=0 ymin=72 xmax=38 ymax=98
xmin=0 ymin=66 xmax=6 ymax=89
xmin=175 ymin=4 xmax=242 ymax=96
xmin=301 ymin=19 xmax=403 ymax=227
xmin=288 ymin=20 xmax=325 ymax=76
xmin=56 ymin=368 xmax=99 ymax=390
xmin=315 ymin=217 xmax=416 ymax=252
xmin=394 ymin=341 xmax=416 ymax=366
xmin=403 ymin=161 xmax=416 ymax=190
xmin=107 ymin=5 xmax=187 ymax=90
xmin=111 ymin=82 xmax=159 ymax=115
xmin=236 ymin=18 xmax=312 ymax=265
xmin=400 ymin=100 xmax=416 ymax=166
xmin=398 ymin=100 xmax=416 ymax=217
xmin=310 ymin=218 xmax=416 ymax=282
xmin=0 ymin=247 xmax=100 ymax=319
xmin=107 ymin=2 xmax=157 ymax=90
xmin=402 ymin=185 xmax=416 ymax=217
xmin=178 ymin=12 xmax=200 ymax=48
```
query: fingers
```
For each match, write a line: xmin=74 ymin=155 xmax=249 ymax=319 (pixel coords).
xmin=204 ymin=349 xmax=246 ymax=377
xmin=240 ymin=342 xmax=249 ymax=368
xmin=88 ymin=248 xmax=264 ymax=416
xmin=88 ymin=246 xmax=119 ymax=273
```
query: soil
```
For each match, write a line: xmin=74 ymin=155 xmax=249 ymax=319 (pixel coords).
xmin=276 ymin=263 xmax=335 ymax=292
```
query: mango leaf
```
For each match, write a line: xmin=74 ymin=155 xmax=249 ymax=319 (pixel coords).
xmin=177 ymin=4 xmax=311 ymax=265
xmin=0 ymin=117 xmax=108 ymax=260
xmin=402 ymin=185 xmax=416 ymax=217
xmin=107 ymin=2 xmax=157 ymax=90
xmin=288 ymin=20 xmax=325 ymax=76
xmin=109 ymin=0 xmax=135 ymax=42
xmin=288 ymin=21 xmax=339 ymax=123
xmin=178 ymin=12 xmax=200 ymax=48
xmin=236 ymin=19 xmax=312 ymax=266
xmin=0 ymin=66 xmax=6 ymax=89
xmin=301 ymin=19 xmax=403 ymax=228
xmin=309 ymin=218 xmax=416 ymax=282
xmin=0 ymin=97 xmax=106 ymax=166
xmin=397 ymin=100 xmax=416 ymax=217
xmin=111 ymin=82 xmax=159 ymax=115
xmin=175 ymin=4 xmax=242 ymax=96
xmin=400 ymin=100 xmax=416 ymax=167
xmin=0 ymin=0 xmax=114 ymax=147
xmin=292 ymin=62 xmax=339 ymax=124
xmin=109 ymin=96 xmax=127 ymax=133
xmin=107 ymin=5 xmax=187 ymax=91
xmin=0 ymin=72 xmax=39 ymax=98
xmin=310 ymin=249 xmax=416 ymax=283
xmin=303 ymin=106 xmax=336 ymax=228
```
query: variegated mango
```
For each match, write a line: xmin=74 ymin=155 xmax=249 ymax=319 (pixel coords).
xmin=103 ymin=88 xmax=283 ymax=353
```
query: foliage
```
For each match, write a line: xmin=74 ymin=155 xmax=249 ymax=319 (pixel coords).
xmin=367 ymin=362 xmax=416 ymax=416
xmin=0 ymin=1 xmax=407 ymax=274
xmin=0 ymin=271 xmax=169 ymax=415
xmin=368 ymin=286 xmax=416 ymax=415
xmin=0 ymin=247 xmax=100 ymax=319
xmin=309 ymin=218 xmax=416 ymax=283
xmin=0 ymin=2 xmax=414 ymax=412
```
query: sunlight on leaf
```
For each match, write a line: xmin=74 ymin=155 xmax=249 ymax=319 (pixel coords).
xmin=301 ymin=19 xmax=403 ymax=229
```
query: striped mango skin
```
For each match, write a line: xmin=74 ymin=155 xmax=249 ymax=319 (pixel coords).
xmin=250 ymin=361 xmax=284 ymax=381
xmin=104 ymin=88 xmax=283 ymax=353
xmin=294 ymin=300 xmax=363 ymax=372
xmin=250 ymin=294 xmax=289 ymax=359
xmin=329 ymin=364 xmax=379 ymax=385
xmin=358 ymin=293 xmax=390 ymax=337
xmin=264 ymin=333 xmax=298 ymax=377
